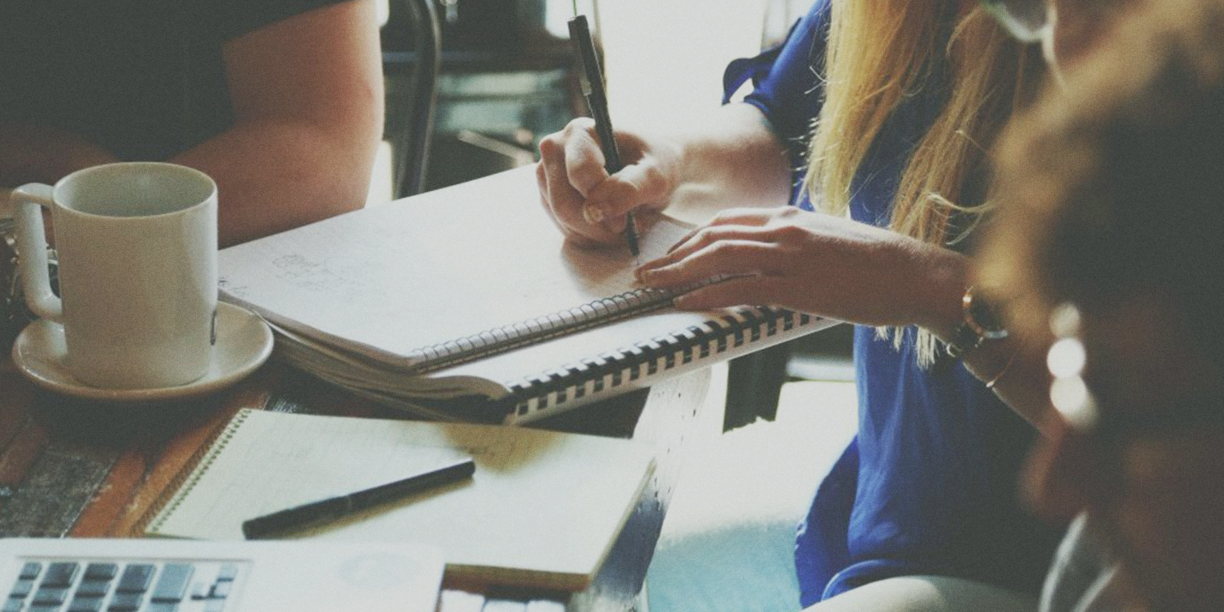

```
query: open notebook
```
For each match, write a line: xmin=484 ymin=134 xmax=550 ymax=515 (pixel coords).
xmin=218 ymin=167 xmax=833 ymax=422
xmin=141 ymin=409 xmax=654 ymax=591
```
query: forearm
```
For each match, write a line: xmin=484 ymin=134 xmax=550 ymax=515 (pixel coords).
xmin=970 ymin=338 xmax=1056 ymax=436
xmin=172 ymin=119 xmax=376 ymax=246
xmin=657 ymin=103 xmax=793 ymax=221
xmin=0 ymin=122 xmax=118 ymax=187
xmin=192 ymin=0 xmax=382 ymax=247
xmin=909 ymin=247 xmax=1055 ymax=432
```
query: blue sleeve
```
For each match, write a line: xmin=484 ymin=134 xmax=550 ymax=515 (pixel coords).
xmin=722 ymin=0 xmax=831 ymax=196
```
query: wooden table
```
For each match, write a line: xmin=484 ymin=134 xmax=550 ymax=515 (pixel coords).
xmin=0 ymin=354 xmax=713 ymax=611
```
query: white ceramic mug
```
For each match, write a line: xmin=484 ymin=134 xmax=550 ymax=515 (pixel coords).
xmin=12 ymin=163 xmax=218 ymax=389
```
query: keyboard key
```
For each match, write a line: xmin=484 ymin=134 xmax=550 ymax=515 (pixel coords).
xmin=151 ymin=563 xmax=193 ymax=603
xmin=216 ymin=564 xmax=239 ymax=581
xmin=67 ymin=595 xmax=105 ymax=612
xmin=76 ymin=580 xmax=111 ymax=597
xmin=83 ymin=564 xmax=118 ymax=582
xmin=106 ymin=591 xmax=142 ymax=611
xmin=204 ymin=599 xmax=228 ymax=612
xmin=210 ymin=580 xmax=233 ymax=599
xmin=42 ymin=562 xmax=79 ymax=587
xmin=191 ymin=582 xmax=210 ymax=600
xmin=8 ymin=578 xmax=34 ymax=598
xmin=146 ymin=603 xmax=179 ymax=612
xmin=19 ymin=563 xmax=41 ymax=580
xmin=2 ymin=599 xmax=23 ymax=612
xmin=116 ymin=565 xmax=155 ymax=593
xmin=32 ymin=587 xmax=68 ymax=605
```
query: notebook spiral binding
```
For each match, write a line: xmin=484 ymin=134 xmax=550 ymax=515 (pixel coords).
xmin=138 ymin=409 xmax=253 ymax=536
xmin=504 ymin=306 xmax=817 ymax=418
xmin=408 ymin=286 xmax=686 ymax=374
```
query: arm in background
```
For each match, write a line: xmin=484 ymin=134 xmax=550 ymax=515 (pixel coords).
xmin=0 ymin=0 xmax=384 ymax=248
xmin=174 ymin=0 xmax=384 ymax=246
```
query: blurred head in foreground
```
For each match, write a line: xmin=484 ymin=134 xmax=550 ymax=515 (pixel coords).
xmin=981 ymin=0 xmax=1224 ymax=609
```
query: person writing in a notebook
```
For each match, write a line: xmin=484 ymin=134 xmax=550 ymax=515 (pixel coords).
xmin=0 ymin=0 xmax=383 ymax=247
xmin=536 ymin=0 xmax=1135 ymax=608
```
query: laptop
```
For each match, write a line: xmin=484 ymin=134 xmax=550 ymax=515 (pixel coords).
xmin=0 ymin=538 xmax=444 ymax=612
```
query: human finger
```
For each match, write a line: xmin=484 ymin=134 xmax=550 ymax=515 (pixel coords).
xmin=583 ymin=160 xmax=670 ymax=221
xmin=561 ymin=119 xmax=609 ymax=198
xmin=637 ymin=224 xmax=778 ymax=277
xmin=665 ymin=207 xmax=780 ymax=253
xmin=638 ymin=239 xmax=785 ymax=288
xmin=537 ymin=152 xmax=622 ymax=246
xmin=672 ymin=275 xmax=790 ymax=311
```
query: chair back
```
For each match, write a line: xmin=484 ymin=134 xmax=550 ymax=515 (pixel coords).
xmin=383 ymin=0 xmax=441 ymax=198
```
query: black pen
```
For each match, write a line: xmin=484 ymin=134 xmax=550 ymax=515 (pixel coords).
xmin=242 ymin=457 xmax=476 ymax=540
xmin=568 ymin=14 xmax=640 ymax=256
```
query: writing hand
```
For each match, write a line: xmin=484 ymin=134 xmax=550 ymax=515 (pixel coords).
xmin=535 ymin=118 xmax=675 ymax=248
xmin=634 ymin=207 xmax=967 ymax=331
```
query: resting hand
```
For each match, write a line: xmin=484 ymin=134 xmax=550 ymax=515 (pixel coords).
xmin=634 ymin=207 xmax=967 ymax=330
xmin=535 ymin=118 xmax=677 ymax=247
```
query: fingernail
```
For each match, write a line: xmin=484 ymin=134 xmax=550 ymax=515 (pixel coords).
xmin=584 ymin=204 xmax=605 ymax=224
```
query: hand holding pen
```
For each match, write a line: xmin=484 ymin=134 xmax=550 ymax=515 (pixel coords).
xmin=536 ymin=119 xmax=674 ymax=250
xmin=534 ymin=16 xmax=678 ymax=252
xmin=566 ymin=15 xmax=638 ymax=255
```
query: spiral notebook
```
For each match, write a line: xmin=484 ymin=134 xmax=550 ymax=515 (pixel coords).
xmin=218 ymin=167 xmax=833 ymax=422
xmin=141 ymin=409 xmax=654 ymax=591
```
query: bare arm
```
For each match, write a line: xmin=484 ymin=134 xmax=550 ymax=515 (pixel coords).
xmin=907 ymin=253 xmax=1057 ymax=435
xmin=638 ymin=103 xmax=794 ymax=219
xmin=0 ymin=1 xmax=383 ymax=246
xmin=174 ymin=0 xmax=384 ymax=246
xmin=0 ymin=123 xmax=118 ymax=187
xmin=537 ymin=98 xmax=1057 ymax=430
xmin=635 ymin=205 xmax=1055 ymax=434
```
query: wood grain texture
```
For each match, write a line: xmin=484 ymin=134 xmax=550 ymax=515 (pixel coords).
xmin=0 ymin=353 xmax=714 ymax=611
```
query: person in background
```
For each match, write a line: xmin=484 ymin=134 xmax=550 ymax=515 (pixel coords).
xmin=537 ymin=0 xmax=1146 ymax=608
xmin=981 ymin=0 xmax=1224 ymax=608
xmin=541 ymin=0 xmax=1059 ymax=607
xmin=0 ymin=0 xmax=384 ymax=247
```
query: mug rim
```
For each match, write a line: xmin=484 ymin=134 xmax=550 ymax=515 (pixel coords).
xmin=53 ymin=162 xmax=217 ymax=221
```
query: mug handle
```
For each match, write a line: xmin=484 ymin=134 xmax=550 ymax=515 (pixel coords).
xmin=12 ymin=183 xmax=63 ymax=322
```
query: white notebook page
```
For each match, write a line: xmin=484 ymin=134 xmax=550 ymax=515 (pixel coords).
xmin=145 ymin=410 xmax=654 ymax=590
xmin=218 ymin=168 xmax=692 ymax=369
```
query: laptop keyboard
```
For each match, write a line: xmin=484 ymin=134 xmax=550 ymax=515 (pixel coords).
xmin=5 ymin=558 xmax=247 ymax=612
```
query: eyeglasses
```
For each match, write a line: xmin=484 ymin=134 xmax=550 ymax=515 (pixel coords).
xmin=1047 ymin=303 xmax=1224 ymax=442
xmin=980 ymin=0 xmax=1051 ymax=43
xmin=1047 ymin=306 xmax=1224 ymax=445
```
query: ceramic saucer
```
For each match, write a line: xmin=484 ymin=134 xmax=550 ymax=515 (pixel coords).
xmin=11 ymin=302 xmax=274 ymax=402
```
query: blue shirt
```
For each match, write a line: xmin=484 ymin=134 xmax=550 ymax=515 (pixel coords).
xmin=725 ymin=1 xmax=1061 ymax=605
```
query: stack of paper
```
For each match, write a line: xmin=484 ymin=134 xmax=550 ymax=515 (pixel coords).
xmin=218 ymin=168 xmax=833 ymax=422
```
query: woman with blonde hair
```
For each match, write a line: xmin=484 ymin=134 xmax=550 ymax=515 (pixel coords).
xmin=537 ymin=0 xmax=1081 ymax=607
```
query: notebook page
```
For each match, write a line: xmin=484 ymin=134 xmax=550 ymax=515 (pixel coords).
xmin=146 ymin=410 xmax=654 ymax=590
xmin=218 ymin=168 xmax=692 ymax=370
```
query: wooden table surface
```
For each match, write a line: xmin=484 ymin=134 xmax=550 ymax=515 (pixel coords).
xmin=0 ymin=353 xmax=713 ymax=611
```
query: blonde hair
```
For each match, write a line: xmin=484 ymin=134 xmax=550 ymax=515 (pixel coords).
xmin=805 ymin=0 xmax=1041 ymax=365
